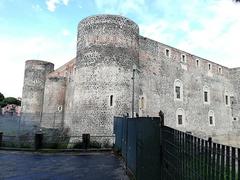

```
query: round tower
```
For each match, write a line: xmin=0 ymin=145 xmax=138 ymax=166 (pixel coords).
xmin=21 ymin=60 xmax=54 ymax=129
xmin=71 ymin=15 xmax=140 ymax=139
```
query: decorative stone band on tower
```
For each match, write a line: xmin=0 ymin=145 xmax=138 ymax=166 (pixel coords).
xmin=70 ymin=15 xmax=140 ymax=139
xmin=21 ymin=60 xmax=54 ymax=130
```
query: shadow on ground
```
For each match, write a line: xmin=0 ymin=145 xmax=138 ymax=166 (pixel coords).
xmin=0 ymin=151 xmax=128 ymax=180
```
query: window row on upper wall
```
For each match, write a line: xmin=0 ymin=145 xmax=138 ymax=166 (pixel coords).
xmin=176 ymin=108 xmax=215 ymax=126
xmin=174 ymin=79 xmax=231 ymax=106
xmin=164 ymin=48 xmax=223 ymax=74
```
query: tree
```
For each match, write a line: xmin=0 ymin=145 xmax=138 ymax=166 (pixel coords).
xmin=3 ymin=97 xmax=21 ymax=106
xmin=0 ymin=92 xmax=4 ymax=101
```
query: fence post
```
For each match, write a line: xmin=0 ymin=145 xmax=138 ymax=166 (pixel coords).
xmin=0 ymin=132 xmax=3 ymax=147
xmin=159 ymin=110 xmax=164 ymax=126
xmin=35 ymin=132 xmax=43 ymax=150
xmin=82 ymin=134 xmax=90 ymax=149
xmin=159 ymin=111 xmax=164 ymax=179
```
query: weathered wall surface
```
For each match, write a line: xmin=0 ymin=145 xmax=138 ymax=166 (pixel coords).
xmin=21 ymin=60 xmax=54 ymax=128
xmin=20 ymin=15 xmax=240 ymax=146
xmin=138 ymin=36 xmax=235 ymax=139
xmin=41 ymin=76 xmax=66 ymax=128
xmin=71 ymin=15 xmax=139 ymax=137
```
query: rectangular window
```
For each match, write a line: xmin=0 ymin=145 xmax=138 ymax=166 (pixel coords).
xmin=225 ymin=95 xmax=229 ymax=105
xmin=182 ymin=54 xmax=186 ymax=62
xmin=175 ymin=86 xmax=181 ymax=99
xmin=178 ymin=115 xmax=182 ymax=125
xmin=204 ymin=91 xmax=208 ymax=102
xmin=196 ymin=59 xmax=199 ymax=67
xmin=209 ymin=116 xmax=213 ymax=125
xmin=218 ymin=67 xmax=222 ymax=74
xmin=165 ymin=49 xmax=170 ymax=57
xmin=208 ymin=64 xmax=211 ymax=70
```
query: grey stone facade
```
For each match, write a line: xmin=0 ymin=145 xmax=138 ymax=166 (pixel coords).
xmin=21 ymin=15 xmax=240 ymax=146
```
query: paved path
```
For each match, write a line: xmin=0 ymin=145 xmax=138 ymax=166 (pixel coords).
xmin=0 ymin=151 xmax=129 ymax=180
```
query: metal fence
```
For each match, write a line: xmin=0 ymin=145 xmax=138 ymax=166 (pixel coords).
xmin=114 ymin=115 xmax=240 ymax=180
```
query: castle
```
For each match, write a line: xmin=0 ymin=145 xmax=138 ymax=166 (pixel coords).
xmin=21 ymin=15 xmax=240 ymax=146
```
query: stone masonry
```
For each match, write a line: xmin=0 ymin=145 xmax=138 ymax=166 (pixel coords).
xmin=21 ymin=15 xmax=240 ymax=146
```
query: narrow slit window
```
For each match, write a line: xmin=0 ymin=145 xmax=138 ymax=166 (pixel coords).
xmin=225 ymin=95 xmax=229 ymax=105
xmin=209 ymin=116 xmax=213 ymax=125
xmin=196 ymin=59 xmax=199 ymax=67
xmin=204 ymin=91 xmax=208 ymax=102
xmin=110 ymin=95 xmax=113 ymax=107
xmin=165 ymin=49 xmax=170 ymax=57
xmin=218 ymin=67 xmax=222 ymax=74
xmin=176 ymin=86 xmax=181 ymax=99
xmin=178 ymin=115 xmax=183 ymax=125
xmin=181 ymin=54 xmax=186 ymax=62
xmin=208 ymin=63 xmax=212 ymax=70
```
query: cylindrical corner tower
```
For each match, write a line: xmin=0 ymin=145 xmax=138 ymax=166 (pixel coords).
xmin=71 ymin=15 xmax=140 ymax=138
xmin=21 ymin=60 xmax=54 ymax=129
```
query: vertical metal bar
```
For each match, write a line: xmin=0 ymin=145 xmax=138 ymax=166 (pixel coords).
xmin=197 ymin=138 xmax=201 ymax=179
xmin=231 ymin=147 xmax=236 ymax=180
xmin=187 ymin=134 xmax=190 ymax=179
xmin=212 ymin=143 xmax=216 ymax=180
xmin=238 ymin=149 xmax=240 ymax=180
xmin=183 ymin=132 xmax=186 ymax=179
xmin=190 ymin=135 xmax=193 ymax=179
xmin=201 ymin=139 xmax=204 ymax=179
xmin=204 ymin=140 xmax=208 ymax=178
xmin=208 ymin=138 xmax=212 ymax=179
xmin=226 ymin=146 xmax=230 ymax=180
xmin=193 ymin=137 xmax=197 ymax=179
xmin=216 ymin=144 xmax=220 ymax=180
xmin=220 ymin=145 xmax=225 ymax=180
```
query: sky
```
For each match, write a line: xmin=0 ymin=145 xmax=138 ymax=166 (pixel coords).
xmin=0 ymin=0 xmax=239 ymax=98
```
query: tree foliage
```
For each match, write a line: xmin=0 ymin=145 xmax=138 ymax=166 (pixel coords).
xmin=0 ymin=92 xmax=4 ymax=101
xmin=0 ymin=92 xmax=21 ymax=108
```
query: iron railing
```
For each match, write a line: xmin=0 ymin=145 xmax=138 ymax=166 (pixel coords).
xmin=114 ymin=115 xmax=240 ymax=180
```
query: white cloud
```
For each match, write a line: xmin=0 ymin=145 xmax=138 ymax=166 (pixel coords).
xmin=62 ymin=29 xmax=70 ymax=36
xmin=46 ymin=0 xmax=70 ymax=12
xmin=139 ymin=0 xmax=240 ymax=68
xmin=32 ymin=4 xmax=43 ymax=12
xmin=0 ymin=36 xmax=75 ymax=97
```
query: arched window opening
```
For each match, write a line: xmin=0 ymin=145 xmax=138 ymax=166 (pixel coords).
xmin=176 ymin=108 xmax=185 ymax=126
xmin=208 ymin=110 xmax=215 ymax=126
xmin=174 ymin=79 xmax=183 ymax=101
xmin=203 ymin=85 xmax=210 ymax=104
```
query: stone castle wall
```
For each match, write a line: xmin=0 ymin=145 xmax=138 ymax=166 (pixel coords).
xmin=21 ymin=15 xmax=240 ymax=146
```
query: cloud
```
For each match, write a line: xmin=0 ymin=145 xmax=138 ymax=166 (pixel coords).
xmin=62 ymin=29 xmax=70 ymax=36
xmin=46 ymin=0 xmax=70 ymax=12
xmin=94 ymin=0 xmax=146 ymax=16
xmin=0 ymin=36 xmax=75 ymax=97
xmin=138 ymin=0 xmax=240 ymax=68
xmin=32 ymin=4 xmax=43 ymax=12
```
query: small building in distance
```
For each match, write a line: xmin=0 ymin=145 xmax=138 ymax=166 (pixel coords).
xmin=1 ymin=104 xmax=21 ymax=116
